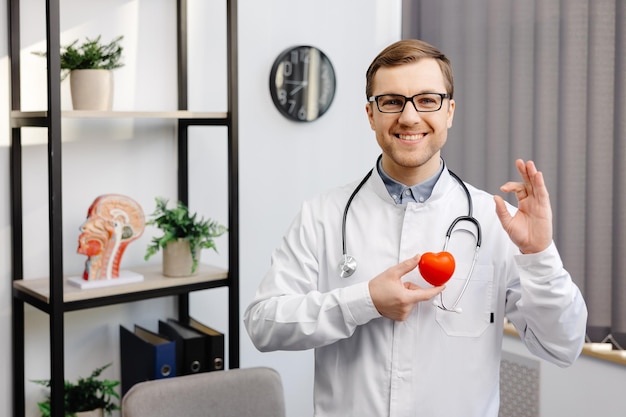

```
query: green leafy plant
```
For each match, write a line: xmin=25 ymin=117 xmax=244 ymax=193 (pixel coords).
xmin=145 ymin=197 xmax=228 ymax=273
xmin=33 ymin=35 xmax=124 ymax=80
xmin=31 ymin=363 xmax=120 ymax=417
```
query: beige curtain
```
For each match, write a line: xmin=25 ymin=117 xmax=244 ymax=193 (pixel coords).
xmin=403 ymin=0 xmax=626 ymax=348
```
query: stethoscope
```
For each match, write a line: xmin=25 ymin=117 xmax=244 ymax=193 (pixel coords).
xmin=338 ymin=166 xmax=482 ymax=313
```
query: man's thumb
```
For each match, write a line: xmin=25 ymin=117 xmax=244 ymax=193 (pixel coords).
xmin=494 ymin=195 xmax=512 ymax=227
xmin=395 ymin=254 xmax=420 ymax=276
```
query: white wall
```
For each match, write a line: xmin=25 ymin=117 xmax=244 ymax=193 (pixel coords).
xmin=0 ymin=1 xmax=401 ymax=416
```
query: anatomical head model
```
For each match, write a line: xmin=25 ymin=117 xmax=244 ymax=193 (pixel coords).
xmin=78 ymin=194 xmax=145 ymax=281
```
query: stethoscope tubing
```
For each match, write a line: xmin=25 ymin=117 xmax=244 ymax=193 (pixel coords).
xmin=341 ymin=169 xmax=373 ymax=256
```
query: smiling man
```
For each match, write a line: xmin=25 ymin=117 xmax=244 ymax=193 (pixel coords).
xmin=245 ymin=39 xmax=587 ymax=417
xmin=367 ymin=57 xmax=454 ymax=187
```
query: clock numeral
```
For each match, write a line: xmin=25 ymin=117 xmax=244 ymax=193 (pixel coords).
xmin=297 ymin=107 xmax=307 ymax=120
xmin=283 ymin=61 xmax=293 ymax=77
xmin=299 ymin=49 xmax=310 ymax=64
xmin=319 ymin=64 xmax=335 ymax=105
xmin=287 ymin=99 xmax=297 ymax=114
xmin=278 ymin=89 xmax=287 ymax=105
xmin=290 ymin=49 xmax=310 ymax=64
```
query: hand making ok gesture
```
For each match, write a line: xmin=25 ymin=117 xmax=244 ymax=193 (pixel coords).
xmin=494 ymin=159 xmax=554 ymax=254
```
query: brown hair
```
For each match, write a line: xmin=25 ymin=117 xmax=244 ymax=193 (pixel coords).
xmin=365 ymin=39 xmax=454 ymax=100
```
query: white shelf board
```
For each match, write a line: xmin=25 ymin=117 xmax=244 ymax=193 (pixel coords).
xmin=13 ymin=263 xmax=228 ymax=304
xmin=11 ymin=110 xmax=228 ymax=120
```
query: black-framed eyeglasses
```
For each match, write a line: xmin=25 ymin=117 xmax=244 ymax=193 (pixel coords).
xmin=368 ymin=93 xmax=450 ymax=113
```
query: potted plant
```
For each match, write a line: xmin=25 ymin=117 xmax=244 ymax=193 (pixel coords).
xmin=31 ymin=363 xmax=120 ymax=417
xmin=33 ymin=35 xmax=124 ymax=110
xmin=144 ymin=197 xmax=228 ymax=277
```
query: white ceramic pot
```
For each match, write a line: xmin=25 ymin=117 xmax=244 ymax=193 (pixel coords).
xmin=76 ymin=408 xmax=104 ymax=417
xmin=163 ymin=238 xmax=199 ymax=277
xmin=70 ymin=69 xmax=113 ymax=111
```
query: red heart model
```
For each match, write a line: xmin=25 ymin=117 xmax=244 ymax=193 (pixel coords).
xmin=418 ymin=251 xmax=456 ymax=286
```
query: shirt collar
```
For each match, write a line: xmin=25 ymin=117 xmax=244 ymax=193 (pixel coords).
xmin=376 ymin=158 xmax=444 ymax=204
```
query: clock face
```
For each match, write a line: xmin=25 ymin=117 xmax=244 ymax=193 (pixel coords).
xmin=269 ymin=46 xmax=336 ymax=122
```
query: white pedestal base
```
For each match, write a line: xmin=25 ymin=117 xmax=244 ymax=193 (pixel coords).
xmin=67 ymin=270 xmax=144 ymax=289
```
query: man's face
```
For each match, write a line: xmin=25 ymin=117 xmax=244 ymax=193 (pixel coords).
xmin=366 ymin=58 xmax=455 ymax=185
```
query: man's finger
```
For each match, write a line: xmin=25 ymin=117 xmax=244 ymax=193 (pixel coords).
xmin=500 ymin=181 xmax=529 ymax=201
xmin=407 ymin=283 xmax=446 ymax=302
xmin=393 ymin=254 xmax=420 ymax=277
xmin=516 ymin=159 xmax=531 ymax=184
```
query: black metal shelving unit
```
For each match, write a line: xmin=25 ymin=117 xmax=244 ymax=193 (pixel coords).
xmin=7 ymin=1 xmax=239 ymax=416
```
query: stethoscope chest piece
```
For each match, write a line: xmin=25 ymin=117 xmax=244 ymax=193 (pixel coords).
xmin=338 ymin=254 xmax=357 ymax=278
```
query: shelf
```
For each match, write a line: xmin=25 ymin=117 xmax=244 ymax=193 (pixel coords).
xmin=9 ymin=0 xmax=239 ymax=415
xmin=10 ymin=110 xmax=229 ymax=127
xmin=13 ymin=264 xmax=229 ymax=312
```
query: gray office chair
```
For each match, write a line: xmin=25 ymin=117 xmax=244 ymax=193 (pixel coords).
xmin=121 ymin=367 xmax=285 ymax=417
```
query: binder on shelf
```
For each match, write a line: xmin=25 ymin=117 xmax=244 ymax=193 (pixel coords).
xmin=158 ymin=319 xmax=208 ymax=375
xmin=119 ymin=325 xmax=176 ymax=396
xmin=185 ymin=316 xmax=225 ymax=371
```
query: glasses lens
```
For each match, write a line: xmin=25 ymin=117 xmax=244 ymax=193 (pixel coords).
xmin=377 ymin=95 xmax=406 ymax=113
xmin=414 ymin=93 xmax=443 ymax=111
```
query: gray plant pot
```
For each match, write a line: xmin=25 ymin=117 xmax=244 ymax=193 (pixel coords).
xmin=162 ymin=238 xmax=198 ymax=277
xmin=76 ymin=409 xmax=104 ymax=417
xmin=70 ymin=69 xmax=113 ymax=110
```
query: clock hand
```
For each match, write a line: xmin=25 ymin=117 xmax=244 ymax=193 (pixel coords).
xmin=289 ymin=83 xmax=306 ymax=95
xmin=284 ymin=80 xmax=309 ymax=95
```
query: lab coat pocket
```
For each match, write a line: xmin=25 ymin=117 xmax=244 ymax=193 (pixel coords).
xmin=435 ymin=264 xmax=494 ymax=337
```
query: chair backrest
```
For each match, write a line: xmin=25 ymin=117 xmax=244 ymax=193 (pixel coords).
xmin=121 ymin=367 xmax=285 ymax=417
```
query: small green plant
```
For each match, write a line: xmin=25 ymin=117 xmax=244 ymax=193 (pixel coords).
xmin=33 ymin=35 xmax=124 ymax=80
xmin=145 ymin=197 xmax=228 ymax=273
xmin=31 ymin=363 xmax=120 ymax=417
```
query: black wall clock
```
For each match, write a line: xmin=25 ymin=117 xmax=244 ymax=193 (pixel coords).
xmin=269 ymin=45 xmax=336 ymax=122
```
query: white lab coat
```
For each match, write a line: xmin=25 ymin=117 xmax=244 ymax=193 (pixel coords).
xmin=244 ymin=164 xmax=587 ymax=417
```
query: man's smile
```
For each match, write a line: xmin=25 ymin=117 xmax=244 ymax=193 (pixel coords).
xmin=396 ymin=133 xmax=426 ymax=141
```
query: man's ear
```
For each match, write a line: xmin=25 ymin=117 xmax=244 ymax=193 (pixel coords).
xmin=366 ymin=103 xmax=376 ymax=130
xmin=446 ymin=99 xmax=455 ymax=128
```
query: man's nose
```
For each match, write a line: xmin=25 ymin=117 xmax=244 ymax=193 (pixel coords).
xmin=398 ymin=99 xmax=423 ymax=122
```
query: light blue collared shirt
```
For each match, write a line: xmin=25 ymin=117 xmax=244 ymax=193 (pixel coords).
xmin=376 ymin=158 xmax=444 ymax=204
